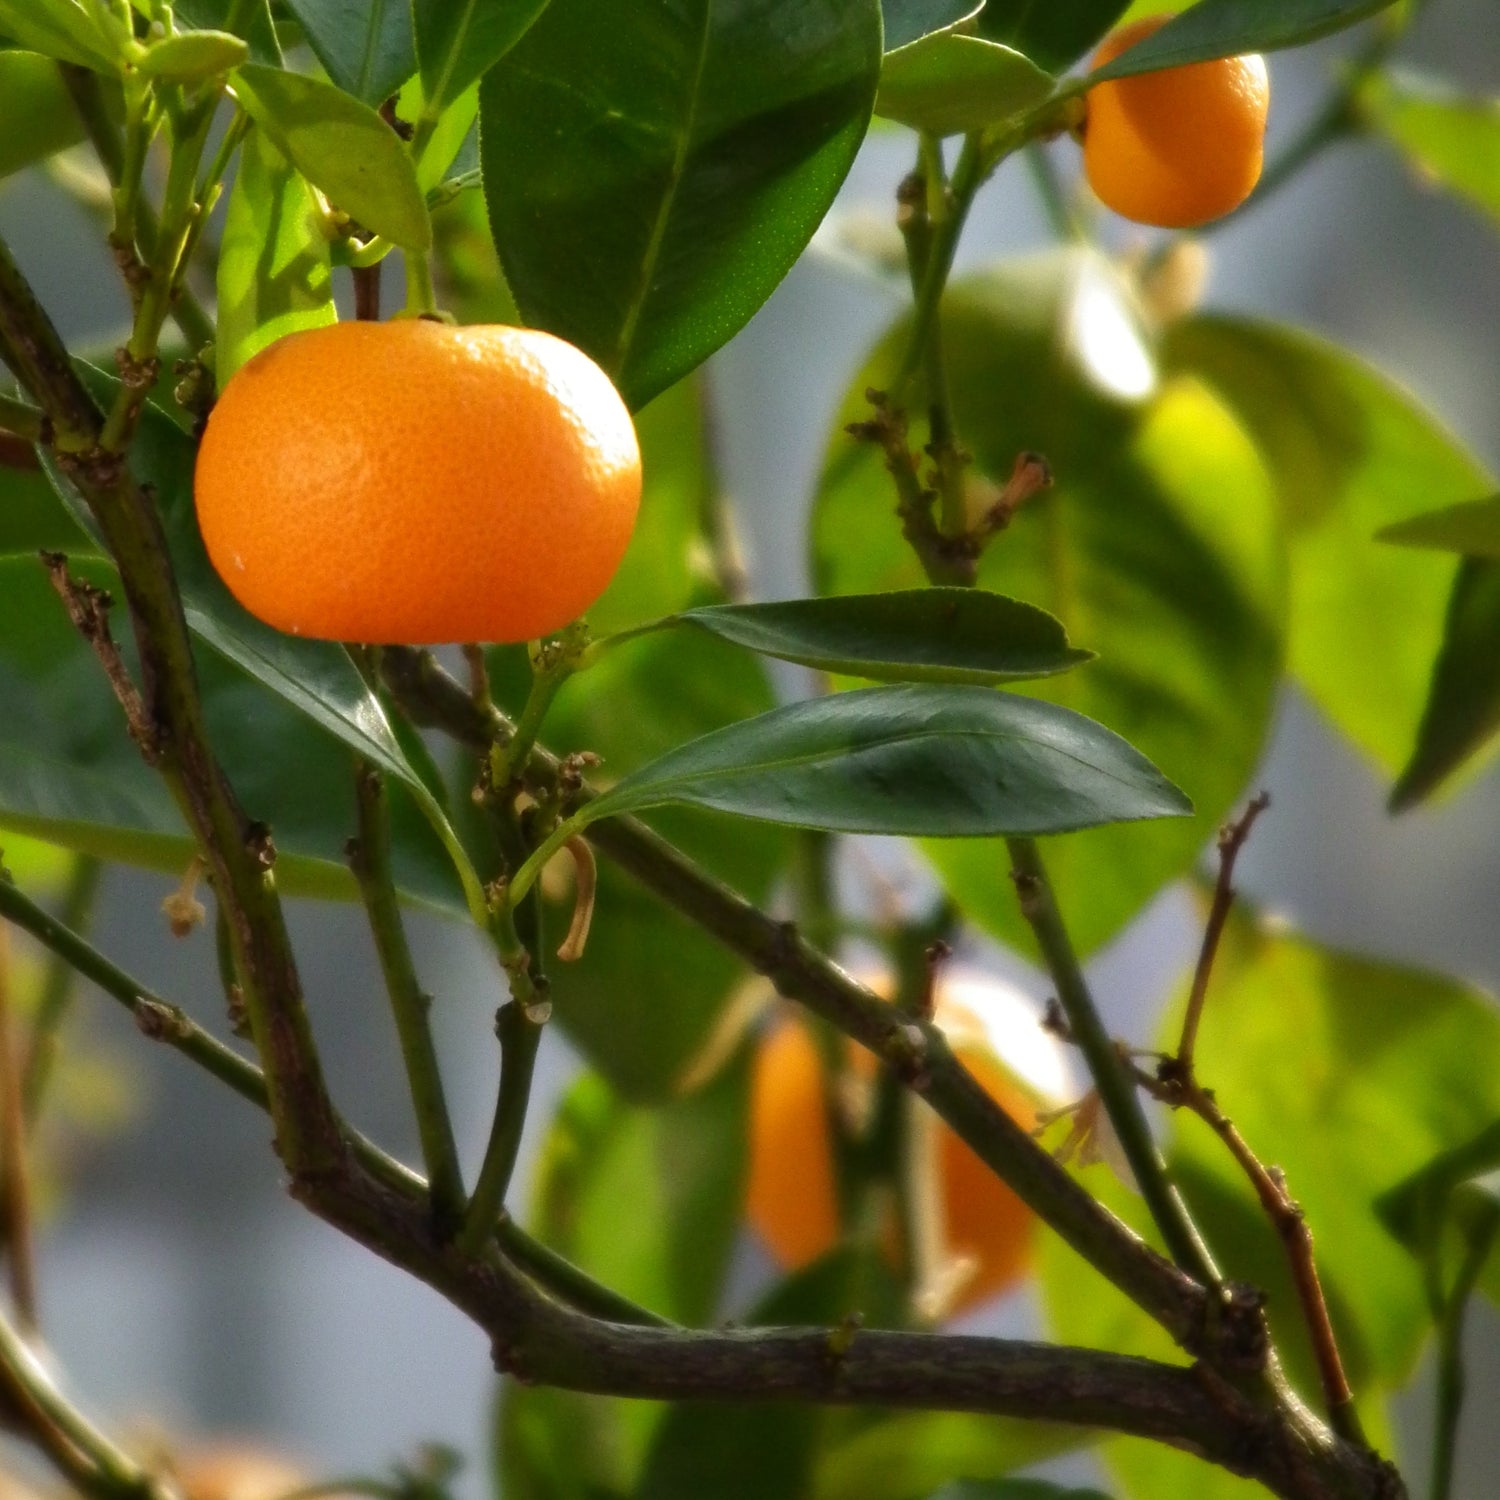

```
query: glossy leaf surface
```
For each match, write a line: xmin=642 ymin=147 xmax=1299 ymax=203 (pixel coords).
xmin=283 ymin=0 xmax=415 ymax=104
xmin=232 ymin=63 xmax=431 ymax=250
xmin=215 ymin=125 xmax=337 ymax=385
xmin=1165 ymin=314 xmax=1487 ymax=778
xmin=577 ymin=684 xmax=1192 ymax=839
xmin=479 ymin=0 xmax=881 ymax=408
xmin=975 ymin=0 xmax=1131 ymax=73
xmin=664 ymin=589 xmax=1091 ymax=685
xmin=1090 ymin=0 xmax=1399 ymax=80
xmin=881 ymin=0 xmax=982 ymax=53
xmin=815 ymin=253 xmax=1283 ymax=953
xmin=876 ymin=34 xmax=1054 ymax=136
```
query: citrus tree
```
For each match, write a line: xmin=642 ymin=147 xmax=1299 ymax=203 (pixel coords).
xmin=0 ymin=2 xmax=1498 ymax=1499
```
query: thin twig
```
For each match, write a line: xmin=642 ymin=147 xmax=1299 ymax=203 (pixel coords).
xmin=1178 ymin=792 xmax=1270 ymax=1073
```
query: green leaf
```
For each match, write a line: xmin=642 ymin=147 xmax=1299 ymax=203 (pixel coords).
xmin=505 ymin=622 xmax=788 ymax=1101
xmin=1089 ymin=0 xmax=1399 ymax=80
xmin=478 ymin=0 xmax=882 ymax=409
xmin=925 ymin=1484 xmax=1114 ymax=1500
xmin=574 ymin=684 xmax=1192 ymax=839
xmin=0 ymin=52 xmax=84 ymax=178
xmin=1379 ymin=493 xmax=1500 ymax=558
xmin=662 ymin=590 xmax=1091 ymax=685
xmin=0 ymin=0 xmax=120 ymax=71
xmin=1361 ymin=70 xmax=1500 ymax=229
xmin=174 ymin=0 xmax=281 ymax=66
xmin=0 ymin=461 xmax=90 ymax=554
xmin=814 ymin=252 xmax=1283 ymax=954
xmin=813 ymin=1412 xmax=1088 ymax=1500
xmin=137 ymin=28 xmax=248 ymax=82
xmin=412 ymin=0 xmax=549 ymax=114
xmin=496 ymin=1057 xmax=750 ymax=1499
xmin=975 ymin=1 xmax=1131 ymax=74
xmin=1164 ymin=314 xmax=1489 ymax=778
xmin=0 ymin=554 xmax=458 ymax=907
xmin=231 ymin=63 xmax=431 ymax=250
xmin=215 ymin=125 xmax=337 ymax=385
xmin=881 ymin=0 xmax=982 ymax=54
xmin=1390 ymin=559 xmax=1500 ymax=809
xmin=876 ymin=34 xmax=1055 ymax=136
xmin=1379 ymin=1118 xmax=1500 ymax=1257
xmin=282 ymin=0 xmax=415 ymax=105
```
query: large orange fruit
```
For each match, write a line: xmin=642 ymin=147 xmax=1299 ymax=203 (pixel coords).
xmin=745 ymin=973 xmax=1071 ymax=1317
xmin=194 ymin=320 xmax=641 ymax=644
xmin=1083 ymin=16 xmax=1269 ymax=229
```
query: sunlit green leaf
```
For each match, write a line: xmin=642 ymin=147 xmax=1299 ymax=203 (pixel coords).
xmin=174 ymin=0 xmax=281 ymax=65
xmin=575 ymin=684 xmax=1192 ymax=839
xmin=138 ymin=28 xmax=247 ymax=82
xmin=1379 ymin=494 xmax=1500 ymax=558
xmin=1361 ymin=69 xmax=1500 ymax=229
xmin=231 ymin=63 xmax=431 ymax=250
xmin=283 ymin=0 xmax=416 ymax=104
xmin=1390 ymin=559 xmax=1500 ymax=809
xmin=976 ymin=0 xmax=1131 ymax=73
xmin=0 ymin=52 xmax=83 ymax=178
xmin=1089 ymin=0 xmax=1398 ymax=80
xmin=876 ymin=34 xmax=1054 ymax=136
xmin=412 ymin=0 xmax=549 ymax=114
xmin=479 ymin=0 xmax=881 ymax=408
xmin=655 ymin=590 xmax=1091 ymax=684
xmin=925 ymin=1483 xmax=1114 ymax=1500
xmin=215 ymin=125 xmax=337 ymax=385
xmin=815 ymin=252 xmax=1283 ymax=954
xmin=1165 ymin=315 xmax=1488 ymax=778
xmin=0 ymin=0 xmax=120 ymax=71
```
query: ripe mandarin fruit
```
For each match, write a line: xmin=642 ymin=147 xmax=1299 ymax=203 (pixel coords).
xmin=746 ymin=973 xmax=1071 ymax=1316
xmin=1082 ymin=15 xmax=1269 ymax=229
xmin=194 ymin=319 xmax=641 ymax=644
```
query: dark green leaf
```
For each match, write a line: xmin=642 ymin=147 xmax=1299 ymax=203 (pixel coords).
xmin=976 ymin=0 xmax=1131 ymax=74
xmin=882 ymin=0 xmax=982 ymax=54
xmin=283 ymin=0 xmax=415 ymax=105
xmin=215 ymin=125 xmax=337 ymax=384
xmin=479 ymin=0 xmax=881 ymax=408
xmin=665 ymin=590 xmax=1091 ymax=684
xmin=876 ymin=34 xmax=1055 ymax=136
xmin=0 ymin=0 xmax=120 ymax=70
xmin=1164 ymin=314 xmax=1486 ymax=778
xmin=412 ymin=0 xmax=549 ymax=113
xmin=138 ymin=28 xmax=248 ymax=81
xmin=926 ymin=1483 xmax=1114 ymax=1500
xmin=816 ymin=253 xmax=1283 ymax=953
xmin=174 ymin=0 xmax=281 ymax=65
xmin=1089 ymin=0 xmax=1399 ymax=80
xmin=0 ymin=52 xmax=83 ymax=178
xmin=0 ymin=553 xmax=458 ymax=907
xmin=1379 ymin=493 xmax=1500 ymax=558
xmin=506 ymin=622 xmax=787 ymax=1101
xmin=231 ymin=63 xmax=431 ymax=250
xmin=1361 ymin=70 xmax=1500 ymax=229
xmin=1390 ymin=559 xmax=1500 ymax=809
xmin=576 ymin=684 xmax=1192 ymax=839
xmin=0 ymin=461 xmax=90 ymax=554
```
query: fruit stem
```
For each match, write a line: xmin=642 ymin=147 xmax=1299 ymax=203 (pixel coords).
xmin=350 ymin=763 xmax=468 ymax=1238
xmin=404 ymin=248 xmax=439 ymax=318
xmin=1006 ymin=835 xmax=1220 ymax=1287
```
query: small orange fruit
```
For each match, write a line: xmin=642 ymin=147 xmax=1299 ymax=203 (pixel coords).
xmin=1082 ymin=15 xmax=1269 ymax=229
xmin=194 ymin=320 xmax=641 ymax=644
xmin=745 ymin=973 xmax=1071 ymax=1317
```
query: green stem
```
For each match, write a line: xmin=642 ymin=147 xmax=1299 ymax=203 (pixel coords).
xmin=495 ymin=1215 xmax=672 ymax=1327
xmin=0 ymin=393 xmax=46 ymax=443
xmin=1006 ymin=836 xmax=1219 ymax=1286
xmin=351 ymin=763 xmax=466 ymax=1236
xmin=404 ymin=251 xmax=439 ymax=318
xmin=1429 ymin=1213 xmax=1498 ymax=1500
xmin=21 ymin=856 xmax=102 ymax=1123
